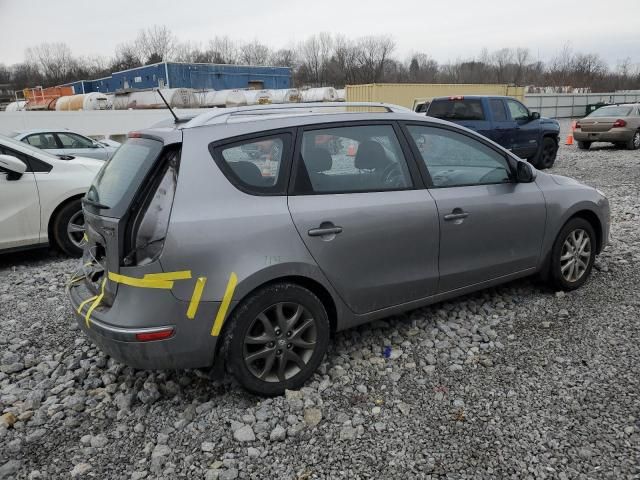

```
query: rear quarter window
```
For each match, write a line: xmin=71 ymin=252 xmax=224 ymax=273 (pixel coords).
xmin=209 ymin=132 xmax=292 ymax=195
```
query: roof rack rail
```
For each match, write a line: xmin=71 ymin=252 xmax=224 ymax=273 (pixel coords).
xmin=184 ymin=102 xmax=410 ymax=128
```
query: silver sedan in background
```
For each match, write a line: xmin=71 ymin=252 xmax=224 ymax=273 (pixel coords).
xmin=12 ymin=128 xmax=119 ymax=160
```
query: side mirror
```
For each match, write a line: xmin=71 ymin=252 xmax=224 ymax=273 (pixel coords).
xmin=530 ymin=111 xmax=540 ymax=120
xmin=90 ymin=142 xmax=101 ymax=148
xmin=0 ymin=154 xmax=26 ymax=180
xmin=516 ymin=160 xmax=536 ymax=183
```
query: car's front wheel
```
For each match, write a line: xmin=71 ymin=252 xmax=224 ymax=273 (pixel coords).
xmin=532 ymin=137 xmax=558 ymax=169
xmin=52 ymin=198 xmax=85 ymax=257
xmin=577 ymin=141 xmax=591 ymax=150
xmin=224 ymin=283 xmax=330 ymax=396
xmin=549 ymin=217 xmax=596 ymax=291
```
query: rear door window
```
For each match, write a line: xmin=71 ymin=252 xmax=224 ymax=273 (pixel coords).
xmin=293 ymin=124 xmax=413 ymax=194
xmin=210 ymin=133 xmax=291 ymax=195
xmin=24 ymin=133 xmax=59 ymax=149
xmin=489 ymin=99 xmax=508 ymax=121
xmin=428 ymin=99 xmax=485 ymax=120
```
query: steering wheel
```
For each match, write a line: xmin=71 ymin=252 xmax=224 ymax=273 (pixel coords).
xmin=380 ymin=163 xmax=404 ymax=188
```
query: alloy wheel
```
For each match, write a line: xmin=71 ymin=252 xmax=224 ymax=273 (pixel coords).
xmin=633 ymin=132 xmax=640 ymax=149
xmin=560 ymin=228 xmax=591 ymax=283
xmin=243 ymin=302 xmax=317 ymax=383
xmin=66 ymin=211 xmax=86 ymax=249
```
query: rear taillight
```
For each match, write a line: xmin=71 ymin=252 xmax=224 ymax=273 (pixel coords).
xmin=135 ymin=328 xmax=174 ymax=342
xmin=449 ymin=96 xmax=464 ymax=100
xmin=575 ymin=121 xmax=581 ymax=129
xmin=613 ymin=119 xmax=627 ymax=128
xmin=131 ymin=151 xmax=179 ymax=265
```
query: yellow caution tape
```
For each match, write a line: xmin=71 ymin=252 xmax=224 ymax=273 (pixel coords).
xmin=143 ymin=271 xmax=192 ymax=281
xmin=211 ymin=272 xmax=238 ymax=336
xmin=77 ymin=294 xmax=98 ymax=315
xmin=186 ymin=277 xmax=207 ymax=320
xmin=108 ymin=272 xmax=174 ymax=289
xmin=85 ymin=278 xmax=106 ymax=328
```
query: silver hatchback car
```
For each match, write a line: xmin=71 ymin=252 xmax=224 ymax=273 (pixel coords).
xmin=68 ymin=103 xmax=609 ymax=395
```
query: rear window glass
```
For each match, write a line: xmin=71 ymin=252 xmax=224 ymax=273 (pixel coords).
xmin=87 ymin=138 xmax=163 ymax=214
xmin=428 ymin=99 xmax=485 ymax=121
xmin=589 ymin=106 xmax=633 ymax=117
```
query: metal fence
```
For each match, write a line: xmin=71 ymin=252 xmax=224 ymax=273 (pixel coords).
xmin=523 ymin=92 xmax=640 ymax=119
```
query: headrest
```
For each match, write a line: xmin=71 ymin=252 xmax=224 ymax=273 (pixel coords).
xmin=355 ymin=141 xmax=389 ymax=170
xmin=304 ymin=147 xmax=332 ymax=173
xmin=229 ymin=161 xmax=263 ymax=186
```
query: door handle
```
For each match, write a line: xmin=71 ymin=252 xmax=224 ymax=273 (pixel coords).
xmin=308 ymin=225 xmax=343 ymax=237
xmin=443 ymin=211 xmax=469 ymax=221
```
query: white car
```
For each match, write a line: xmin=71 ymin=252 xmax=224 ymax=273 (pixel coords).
xmin=12 ymin=129 xmax=119 ymax=161
xmin=0 ymin=134 xmax=102 ymax=256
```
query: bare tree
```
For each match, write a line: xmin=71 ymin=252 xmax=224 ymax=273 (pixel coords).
xmin=356 ymin=35 xmax=395 ymax=83
xmin=134 ymin=25 xmax=177 ymax=64
xmin=513 ymin=47 xmax=530 ymax=85
xmin=270 ymin=48 xmax=297 ymax=68
xmin=239 ymin=40 xmax=271 ymax=65
xmin=206 ymin=36 xmax=238 ymax=64
xmin=492 ymin=48 xmax=514 ymax=83
xmin=25 ymin=42 xmax=77 ymax=85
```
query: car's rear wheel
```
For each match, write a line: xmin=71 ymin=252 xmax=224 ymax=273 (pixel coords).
xmin=224 ymin=283 xmax=330 ymax=396
xmin=52 ymin=198 xmax=85 ymax=257
xmin=532 ymin=137 xmax=557 ymax=169
xmin=577 ymin=141 xmax=591 ymax=150
xmin=549 ymin=217 xmax=596 ymax=291
xmin=626 ymin=131 xmax=640 ymax=150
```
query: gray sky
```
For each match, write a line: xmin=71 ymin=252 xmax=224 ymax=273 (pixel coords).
xmin=0 ymin=0 xmax=638 ymax=66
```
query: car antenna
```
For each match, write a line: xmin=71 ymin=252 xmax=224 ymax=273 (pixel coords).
xmin=156 ymin=89 xmax=179 ymax=123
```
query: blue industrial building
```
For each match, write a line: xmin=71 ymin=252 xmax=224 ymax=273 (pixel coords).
xmin=66 ymin=62 xmax=292 ymax=94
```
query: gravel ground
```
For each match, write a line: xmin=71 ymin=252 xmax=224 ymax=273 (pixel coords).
xmin=1 ymin=130 xmax=639 ymax=479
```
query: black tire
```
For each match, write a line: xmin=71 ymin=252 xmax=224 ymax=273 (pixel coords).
xmin=625 ymin=131 xmax=640 ymax=150
xmin=577 ymin=141 xmax=591 ymax=150
xmin=52 ymin=198 xmax=85 ymax=257
xmin=531 ymin=137 xmax=558 ymax=169
xmin=224 ymin=283 xmax=330 ymax=396
xmin=548 ymin=217 xmax=597 ymax=291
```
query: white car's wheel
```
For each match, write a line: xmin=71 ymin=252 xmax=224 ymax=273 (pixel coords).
xmin=52 ymin=199 xmax=85 ymax=257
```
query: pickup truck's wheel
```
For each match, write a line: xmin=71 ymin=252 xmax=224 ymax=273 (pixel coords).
xmin=52 ymin=198 xmax=85 ymax=257
xmin=532 ymin=137 xmax=557 ymax=169
xmin=626 ymin=131 xmax=640 ymax=150
xmin=224 ymin=283 xmax=330 ymax=396
xmin=548 ymin=217 xmax=596 ymax=291
xmin=577 ymin=141 xmax=591 ymax=150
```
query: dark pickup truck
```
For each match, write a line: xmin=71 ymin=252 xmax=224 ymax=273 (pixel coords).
xmin=424 ymin=96 xmax=560 ymax=169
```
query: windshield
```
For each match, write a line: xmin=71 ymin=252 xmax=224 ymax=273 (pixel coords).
xmin=0 ymin=133 xmax=60 ymax=159
xmin=86 ymin=137 xmax=163 ymax=215
xmin=589 ymin=106 xmax=633 ymax=117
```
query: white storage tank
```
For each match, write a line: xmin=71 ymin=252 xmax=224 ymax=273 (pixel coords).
xmin=55 ymin=93 xmax=110 ymax=111
xmin=113 ymin=89 xmax=197 ymax=110
xmin=268 ymin=89 xmax=301 ymax=104
xmin=336 ymin=89 xmax=346 ymax=102
xmin=224 ymin=90 xmax=248 ymax=107
xmin=4 ymin=101 xmax=27 ymax=112
xmin=244 ymin=89 xmax=272 ymax=106
xmin=301 ymin=87 xmax=338 ymax=103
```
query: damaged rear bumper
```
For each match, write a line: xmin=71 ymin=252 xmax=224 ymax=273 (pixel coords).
xmin=68 ymin=279 xmax=225 ymax=370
